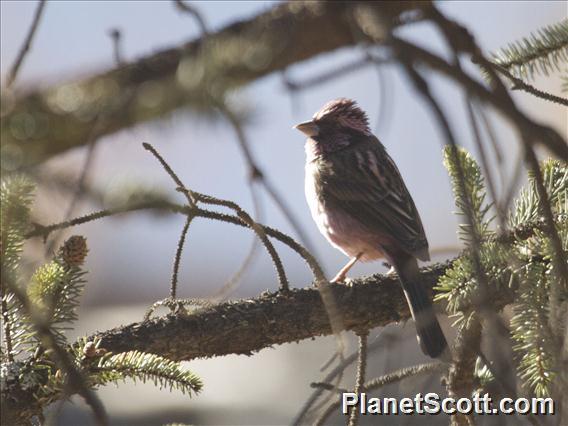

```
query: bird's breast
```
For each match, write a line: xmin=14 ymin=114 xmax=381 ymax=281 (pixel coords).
xmin=304 ymin=161 xmax=384 ymax=261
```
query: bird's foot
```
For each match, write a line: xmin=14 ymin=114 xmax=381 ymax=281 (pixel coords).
xmin=386 ymin=265 xmax=397 ymax=277
xmin=330 ymin=271 xmax=349 ymax=283
xmin=330 ymin=275 xmax=355 ymax=286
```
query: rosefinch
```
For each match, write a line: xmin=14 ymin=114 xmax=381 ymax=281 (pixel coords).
xmin=295 ymin=98 xmax=448 ymax=358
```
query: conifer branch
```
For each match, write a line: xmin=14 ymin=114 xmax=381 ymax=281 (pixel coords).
xmin=490 ymin=61 xmax=568 ymax=106
xmin=492 ymin=19 xmax=568 ymax=80
xmin=387 ymin=36 xmax=568 ymax=160
xmin=142 ymin=142 xmax=290 ymax=292
xmin=1 ymin=278 xmax=108 ymax=426
xmin=91 ymin=350 xmax=202 ymax=396
xmin=2 ymin=1 xmax=419 ymax=168
xmin=86 ymin=259 xmax=487 ymax=363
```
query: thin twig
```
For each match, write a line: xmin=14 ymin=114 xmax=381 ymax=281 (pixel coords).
xmin=364 ymin=362 xmax=445 ymax=392
xmin=218 ymin=103 xmax=319 ymax=258
xmin=399 ymin=59 xmax=492 ymax=306
xmin=430 ymin=3 xmax=568 ymax=343
xmin=44 ymin=82 xmax=138 ymax=256
xmin=143 ymin=142 xmax=289 ymax=292
xmin=476 ymin=350 xmax=543 ymax=426
xmin=6 ymin=0 xmax=47 ymax=88
xmin=292 ymin=331 xmax=397 ymax=425
xmin=261 ymin=177 xmax=319 ymax=259
xmin=108 ymin=28 xmax=123 ymax=65
xmin=431 ymin=6 xmax=568 ymax=318
xmin=184 ymin=188 xmax=290 ymax=292
xmin=387 ymin=36 xmax=568 ymax=160
xmin=464 ymin=99 xmax=520 ymax=396
xmin=501 ymin=152 xmax=525 ymax=216
xmin=524 ymin=146 xmax=568 ymax=337
xmin=474 ymin=103 xmax=505 ymax=189
xmin=45 ymin=126 xmax=100 ymax=257
xmin=465 ymin=93 xmax=528 ymax=399
xmin=348 ymin=332 xmax=368 ymax=426
xmin=142 ymin=143 xmax=196 ymax=207
xmin=370 ymin=50 xmax=392 ymax=135
xmin=397 ymin=53 xmax=524 ymax=403
xmin=284 ymin=53 xmax=389 ymax=92
xmin=310 ymin=381 xmax=348 ymax=394
xmin=215 ymin=106 xmax=347 ymax=355
xmin=212 ymin=232 xmax=260 ymax=299
xmin=319 ymin=351 xmax=339 ymax=373
xmin=211 ymin=186 xmax=262 ymax=301
xmin=465 ymin=99 xmax=504 ymax=230
xmin=173 ymin=0 xmax=209 ymax=36
xmin=170 ymin=214 xmax=194 ymax=299
xmin=22 ymin=200 xmax=321 ymax=281
xmin=315 ymin=362 xmax=445 ymax=426
xmin=490 ymin=61 xmax=568 ymax=106
xmin=397 ymin=60 xmax=500 ymax=426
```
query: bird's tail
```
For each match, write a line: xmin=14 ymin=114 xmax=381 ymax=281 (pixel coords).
xmin=392 ymin=255 xmax=448 ymax=359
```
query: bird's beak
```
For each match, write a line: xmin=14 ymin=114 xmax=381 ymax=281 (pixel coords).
xmin=294 ymin=120 xmax=319 ymax=137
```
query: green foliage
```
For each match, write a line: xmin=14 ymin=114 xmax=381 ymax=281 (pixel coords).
xmin=442 ymin=146 xmax=493 ymax=245
xmin=35 ymin=338 xmax=202 ymax=407
xmin=1 ymin=176 xmax=202 ymax=417
xmin=27 ymin=259 xmax=87 ymax=347
xmin=492 ymin=19 xmax=568 ymax=80
xmin=1 ymin=176 xmax=36 ymax=358
xmin=510 ymin=159 xmax=567 ymax=228
xmin=509 ymin=160 xmax=567 ymax=398
xmin=91 ymin=349 xmax=202 ymax=396
xmin=437 ymin=148 xmax=567 ymax=398
xmin=1 ymin=175 xmax=34 ymax=273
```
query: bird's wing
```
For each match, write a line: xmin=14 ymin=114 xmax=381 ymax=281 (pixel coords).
xmin=318 ymin=140 xmax=429 ymax=259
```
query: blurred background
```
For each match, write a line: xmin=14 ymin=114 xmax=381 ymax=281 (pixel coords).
xmin=1 ymin=1 xmax=566 ymax=425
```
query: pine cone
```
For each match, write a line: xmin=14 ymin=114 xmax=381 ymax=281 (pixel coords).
xmin=60 ymin=235 xmax=88 ymax=266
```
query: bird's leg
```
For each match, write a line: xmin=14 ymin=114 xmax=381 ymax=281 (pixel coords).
xmin=331 ymin=253 xmax=363 ymax=283
xmin=383 ymin=261 xmax=397 ymax=276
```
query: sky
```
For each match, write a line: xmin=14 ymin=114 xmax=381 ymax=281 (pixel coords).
xmin=1 ymin=1 xmax=566 ymax=307
xmin=1 ymin=2 xmax=567 ymax=424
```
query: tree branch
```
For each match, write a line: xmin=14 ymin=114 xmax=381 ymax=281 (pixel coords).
xmin=90 ymin=259 xmax=509 ymax=362
xmin=2 ymin=1 xmax=419 ymax=168
xmin=387 ymin=37 xmax=568 ymax=160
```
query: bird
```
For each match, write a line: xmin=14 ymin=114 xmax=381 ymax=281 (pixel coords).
xmin=294 ymin=98 xmax=448 ymax=359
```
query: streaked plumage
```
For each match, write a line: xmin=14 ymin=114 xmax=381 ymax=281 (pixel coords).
xmin=296 ymin=98 xmax=448 ymax=359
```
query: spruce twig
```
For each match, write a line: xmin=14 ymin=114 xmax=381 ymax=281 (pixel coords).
xmin=490 ymin=61 xmax=568 ymax=106
xmin=171 ymin=215 xmax=194 ymax=300
xmin=492 ymin=19 xmax=568 ymax=80
xmin=143 ymin=142 xmax=289 ymax=292
xmin=3 ymin=277 xmax=108 ymax=425
xmin=5 ymin=0 xmax=47 ymax=88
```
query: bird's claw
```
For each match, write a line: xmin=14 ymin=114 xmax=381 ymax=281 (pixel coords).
xmin=386 ymin=266 xmax=397 ymax=277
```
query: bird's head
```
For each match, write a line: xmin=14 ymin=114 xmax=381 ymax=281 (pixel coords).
xmin=294 ymin=98 xmax=371 ymax=146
